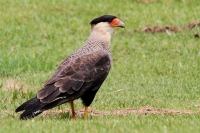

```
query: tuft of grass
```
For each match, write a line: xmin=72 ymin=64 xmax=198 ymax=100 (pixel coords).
xmin=0 ymin=0 xmax=200 ymax=133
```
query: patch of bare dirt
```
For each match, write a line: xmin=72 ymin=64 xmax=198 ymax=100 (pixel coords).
xmin=112 ymin=106 xmax=197 ymax=116
xmin=142 ymin=25 xmax=180 ymax=34
xmin=187 ymin=21 xmax=200 ymax=29
xmin=41 ymin=106 xmax=199 ymax=118
xmin=3 ymin=106 xmax=199 ymax=119
xmin=138 ymin=21 xmax=200 ymax=37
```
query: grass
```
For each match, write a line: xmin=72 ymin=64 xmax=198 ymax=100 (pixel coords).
xmin=1 ymin=115 xmax=200 ymax=133
xmin=0 ymin=0 xmax=200 ymax=133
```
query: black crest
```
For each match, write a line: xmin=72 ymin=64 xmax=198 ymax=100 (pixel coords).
xmin=90 ymin=15 xmax=117 ymax=25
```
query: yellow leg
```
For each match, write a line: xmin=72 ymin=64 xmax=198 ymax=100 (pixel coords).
xmin=84 ymin=106 xmax=88 ymax=118
xmin=70 ymin=101 xmax=76 ymax=119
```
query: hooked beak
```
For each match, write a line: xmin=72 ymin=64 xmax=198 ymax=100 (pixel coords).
xmin=118 ymin=21 xmax=125 ymax=28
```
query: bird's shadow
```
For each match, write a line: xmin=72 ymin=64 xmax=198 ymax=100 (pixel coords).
xmin=41 ymin=111 xmax=94 ymax=120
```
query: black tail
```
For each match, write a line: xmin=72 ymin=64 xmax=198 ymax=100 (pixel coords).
xmin=15 ymin=97 xmax=46 ymax=120
xmin=15 ymin=96 xmax=70 ymax=120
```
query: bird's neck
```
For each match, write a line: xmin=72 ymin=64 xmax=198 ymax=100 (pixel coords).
xmin=72 ymin=29 xmax=112 ymax=60
xmin=85 ymin=29 xmax=112 ymax=51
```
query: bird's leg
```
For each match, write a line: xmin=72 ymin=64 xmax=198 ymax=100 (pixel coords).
xmin=84 ymin=106 xmax=88 ymax=118
xmin=70 ymin=101 xmax=76 ymax=119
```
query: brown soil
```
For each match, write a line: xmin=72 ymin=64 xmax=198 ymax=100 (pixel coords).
xmin=41 ymin=106 xmax=199 ymax=118
xmin=141 ymin=25 xmax=180 ymax=34
xmin=3 ymin=106 xmax=199 ymax=119
xmin=111 ymin=106 xmax=197 ymax=116
xmin=138 ymin=21 xmax=200 ymax=36
xmin=187 ymin=21 xmax=200 ymax=29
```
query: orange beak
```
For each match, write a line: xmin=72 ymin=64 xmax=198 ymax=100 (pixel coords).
xmin=110 ymin=18 xmax=125 ymax=28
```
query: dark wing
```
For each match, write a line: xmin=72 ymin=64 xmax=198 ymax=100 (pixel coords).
xmin=15 ymin=50 xmax=111 ymax=119
xmin=37 ymin=50 xmax=111 ymax=103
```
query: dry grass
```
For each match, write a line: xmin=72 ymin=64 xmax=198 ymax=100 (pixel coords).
xmin=1 ymin=78 xmax=29 ymax=92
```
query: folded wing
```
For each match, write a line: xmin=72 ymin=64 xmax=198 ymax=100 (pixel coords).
xmin=38 ymin=50 xmax=111 ymax=103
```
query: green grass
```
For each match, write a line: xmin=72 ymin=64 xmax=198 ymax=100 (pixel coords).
xmin=1 ymin=115 xmax=200 ymax=133
xmin=0 ymin=0 xmax=200 ymax=133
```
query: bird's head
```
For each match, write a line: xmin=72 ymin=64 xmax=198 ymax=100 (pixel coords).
xmin=90 ymin=15 xmax=125 ymax=35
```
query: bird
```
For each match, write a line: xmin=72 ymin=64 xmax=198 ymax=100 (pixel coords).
xmin=15 ymin=15 xmax=125 ymax=120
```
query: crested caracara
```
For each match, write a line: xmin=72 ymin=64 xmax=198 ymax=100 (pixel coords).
xmin=15 ymin=15 xmax=125 ymax=119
